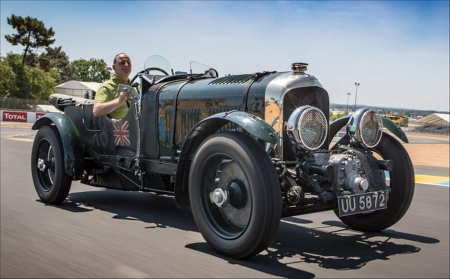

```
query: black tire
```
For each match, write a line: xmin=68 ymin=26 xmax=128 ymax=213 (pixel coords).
xmin=31 ymin=125 xmax=72 ymax=204
xmin=335 ymin=133 xmax=415 ymax=231
xmin=189 ymin=132 xmax=281 ymax=259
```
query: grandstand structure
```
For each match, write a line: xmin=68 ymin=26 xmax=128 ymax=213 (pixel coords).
xmin=408 ymin=113 xmax=449 ymax=134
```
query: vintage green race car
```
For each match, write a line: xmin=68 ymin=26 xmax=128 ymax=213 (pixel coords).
xmin=31 ymin=55 xmax=414 ymax=259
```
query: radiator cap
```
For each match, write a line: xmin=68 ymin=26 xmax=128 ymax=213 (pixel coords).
xmin=292 ymin=63 xmax=308 ymax=74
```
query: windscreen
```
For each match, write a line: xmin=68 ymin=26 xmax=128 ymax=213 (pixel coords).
xmin=143 ymin=55 xmax=174 ymax=76
xmin=190 ymin=61 xmax=219 ymax=77
xmin=190 ymin=61 xmax=214 ymax=74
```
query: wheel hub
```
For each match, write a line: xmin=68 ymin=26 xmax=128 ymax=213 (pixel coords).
xmin=211 ymin=188 xmax=228 ymax=207
xmin=210 ymin=181 xmax=246 ymax=208
xmin=228 ymin=182 xmax=245 ymax=208
xmin=37 ymin=158 xmax=46 ymax=172
xmin=206 ymin=161 xmax=252 ymax=229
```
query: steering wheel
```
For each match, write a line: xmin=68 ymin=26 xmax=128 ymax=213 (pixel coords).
xmin=144 ymin=67 xmax=170 ymax=76
xmin=129 ymin=69 xmax=145 ymax=85
xmin=129 ymin=67 xmax=171 ymax=86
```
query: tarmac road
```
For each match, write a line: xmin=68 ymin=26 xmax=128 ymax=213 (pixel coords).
xmin=1 ymin=125 xmax=449 ymax=278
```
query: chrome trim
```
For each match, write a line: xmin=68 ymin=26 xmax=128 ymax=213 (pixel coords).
xmin=286 ymin=106 xmax=328 ymax=151
xmin=37 ymin=158 xmax=46 ymax=172
xmin=347 ymin=108 xmax=383 ymax=148
xmin=264 ymin=72 xmax=325 ymax=158
xmin=210 ymin=188 xmax=228 ymax=207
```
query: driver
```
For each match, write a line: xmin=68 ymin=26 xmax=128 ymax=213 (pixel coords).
xmin=93 ymin=53 xmax=136 ymax=119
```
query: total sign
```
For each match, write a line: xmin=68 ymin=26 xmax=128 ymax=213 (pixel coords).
xmin=2 ymin=111 xmax=28 ymax=122
xmin=36 ymin=112 xmax=46 ymax=120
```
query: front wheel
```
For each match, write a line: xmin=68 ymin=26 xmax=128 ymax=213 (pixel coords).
xmin=335 ymin=133 xmax=415 ymax=231
xmin=31 ymin=125 xmax=72 ymax=204
xmin=189 ymin=132 xmax=281 ymax=259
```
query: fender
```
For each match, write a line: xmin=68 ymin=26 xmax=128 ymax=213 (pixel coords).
xmin=174 ymin=110 xmax=279 ymax=208
xmin=32 ymin=113 xmax=84 ymax=177
xmin=381 ymin=116 xmax=409 ymax=143
xmin=329 ymin=114 xmax=409 ymax=144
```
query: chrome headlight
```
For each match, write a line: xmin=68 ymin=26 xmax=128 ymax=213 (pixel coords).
xmin=348 ymin=108 xmax=383 ymax=148
xmin=286 ymin=106 xmax=328 ymax=151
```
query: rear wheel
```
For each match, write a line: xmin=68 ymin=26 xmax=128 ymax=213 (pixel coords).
xmin=189 ymin=132 xmax=281 ymax=259
xmin=335 ymin=133 xmax=415 ymax=231
xmin=31 ymin=125 xmax=72 ymax=204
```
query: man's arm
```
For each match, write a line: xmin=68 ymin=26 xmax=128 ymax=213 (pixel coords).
xmin=93 ymin=91 xmax=130 ymax=117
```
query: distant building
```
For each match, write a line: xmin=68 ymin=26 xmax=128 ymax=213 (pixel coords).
xmin=415 ymin=113 xmax=449 ymax=127
xmin=56 ymin=81 xmax=101 ymax=99
xmin=408 ymin=113 xmax=450 ymax=134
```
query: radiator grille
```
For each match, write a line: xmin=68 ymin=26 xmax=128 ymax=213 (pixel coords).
xmin=283 ymin=87 xmax=329 ymax=160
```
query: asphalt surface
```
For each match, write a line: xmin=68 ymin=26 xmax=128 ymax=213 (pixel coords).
xmin=1 ymin=125 xmax=449 ymax=278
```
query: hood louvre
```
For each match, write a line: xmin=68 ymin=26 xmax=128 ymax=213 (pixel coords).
xmin=209 ymin=74 xmax=253 ymax=85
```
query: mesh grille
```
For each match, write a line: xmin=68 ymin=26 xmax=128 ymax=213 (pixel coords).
xmin=359 ymin=111 xmax=382 ymax=148
xmin=283 ymin=87 xmax=329 ymax=160
xmin=299 ymin=108 xmax=327 ymax=150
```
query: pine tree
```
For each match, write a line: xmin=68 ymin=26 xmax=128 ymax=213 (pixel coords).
xmin=4 ymin=14 xmax=55 ymax=67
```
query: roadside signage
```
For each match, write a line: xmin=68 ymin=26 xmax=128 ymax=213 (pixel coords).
xmin=2 ymin=111 xmax=28 ymax=122
xmin=36 ymin=112 xmax=46 ymax=120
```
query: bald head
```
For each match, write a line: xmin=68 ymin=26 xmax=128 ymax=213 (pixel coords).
xmin=112 ymin=53 xmax=132 ymax=83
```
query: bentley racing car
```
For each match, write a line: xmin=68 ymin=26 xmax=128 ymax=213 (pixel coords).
xmin=31 ymin=55 xmax=415 ymax=259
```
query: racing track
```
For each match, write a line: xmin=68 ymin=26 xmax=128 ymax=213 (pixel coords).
xmin=1 ymin=126 xmax=449 ymax=278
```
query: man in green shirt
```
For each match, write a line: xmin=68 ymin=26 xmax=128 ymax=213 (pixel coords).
xmin=93 ymin=53 xmax=135 ymax=119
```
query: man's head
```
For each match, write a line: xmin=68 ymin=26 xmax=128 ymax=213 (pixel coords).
xmin=112 ymin=53 xmax=132 ymax=82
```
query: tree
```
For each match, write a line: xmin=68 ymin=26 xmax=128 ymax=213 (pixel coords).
xmin=1 ymin=52 xmax=56 ymax=100
xmin=2 ymin=53 xmax=27 ymax=98
xmin=4 ymin=14 xmax=55 ymax=67
xmin=58 ymin=64 xmax=77 ymax=83
xmin=0 ymin=56 xmax=17 ymax=97
xmin=39 ymin=46 xmax=76 ymax=82
xmin=71 ymin=58 xmax=111 ymax=82
xmin=330 ymin=110 xmax=349 ymax=122
xmin=24 ymin=66 xmax=58 ymax=100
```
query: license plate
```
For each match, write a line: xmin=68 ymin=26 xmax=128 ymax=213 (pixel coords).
xmin=337 ymin=191 xmax=387 ymax=217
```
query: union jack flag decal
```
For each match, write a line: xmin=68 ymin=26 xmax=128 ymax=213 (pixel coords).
xmin=113 ymin=120 xmax=130 ymax=146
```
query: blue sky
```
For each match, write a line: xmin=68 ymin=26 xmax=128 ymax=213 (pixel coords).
xmin=1 ymin=1 xmax=449 ymax=112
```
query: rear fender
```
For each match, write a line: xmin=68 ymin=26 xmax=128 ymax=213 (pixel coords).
xmin=32 ymin=113 xmax=84 ymax=177
xmin=174 ymin=110 xmax=279 ymax=208
xmin=329 ymin=114 xmax=409 ymax=145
